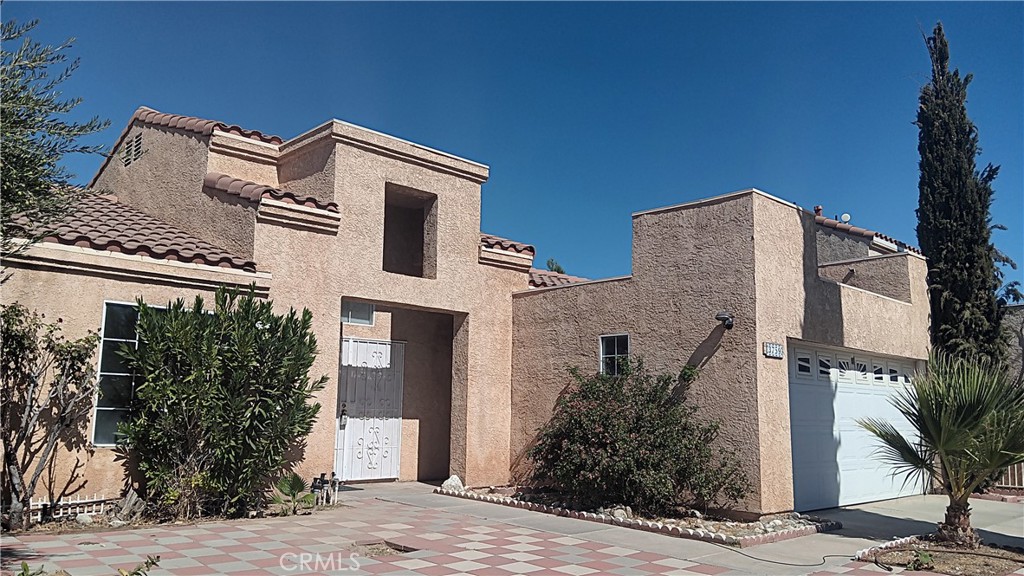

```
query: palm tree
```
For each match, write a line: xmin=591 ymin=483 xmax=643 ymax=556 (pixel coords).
xmin=271 ymin=472 xmax=316 ymax=516
xmin=858 ymin=351 xmax=1024 ymax=547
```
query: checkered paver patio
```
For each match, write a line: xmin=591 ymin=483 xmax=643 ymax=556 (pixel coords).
xmin=0 ymin=486 xmax=977 ymax=575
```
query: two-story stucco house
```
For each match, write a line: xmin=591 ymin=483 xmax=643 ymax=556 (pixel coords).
xmin=2 ymin=107 xmax=931 ymax=515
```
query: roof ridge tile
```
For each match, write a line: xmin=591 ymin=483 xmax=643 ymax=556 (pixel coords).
xmin=202 ymin=172 xmax=340 ymax=213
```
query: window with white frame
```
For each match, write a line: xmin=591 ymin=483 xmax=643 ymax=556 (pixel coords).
xmin=600 ymin=334 xmax=629 ymax=376
xmin=93 ymin=303 xmax=140 ymax=446
xmin=342 ymin=301 xmax=375 ymax=326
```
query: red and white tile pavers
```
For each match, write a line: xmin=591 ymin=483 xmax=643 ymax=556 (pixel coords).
xmin=0 ymin=486 xmax=979 ymax=575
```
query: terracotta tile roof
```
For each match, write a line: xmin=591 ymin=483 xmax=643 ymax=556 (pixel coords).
xmin=529 ymin=268 xmax=588 ymax=288
xmin=480 ymin=234 xmax=535 ymax=256
xmin=134 ymin=106 xmax=283 ymax=144
xmin=814 ymin=215 xmax=922 ymax=255
xmin=26 ymin=194 xmax=257 ymax=272
xmin=89 ymin=106 xmax=283 ymax=187
xmin=203 ymin=173 xmax=340 ymax=213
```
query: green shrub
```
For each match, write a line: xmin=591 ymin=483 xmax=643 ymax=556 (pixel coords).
xmin=529 ymin=359 xmax=748 ymax=515
xmin=118 ymin=287 xmax=327 ymax=519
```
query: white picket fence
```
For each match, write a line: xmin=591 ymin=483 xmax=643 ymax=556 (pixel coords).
xmin=999 ymin=463 xmax=1024 ymax=489
xmin=29 ymin=493 xmax=112 ymax=522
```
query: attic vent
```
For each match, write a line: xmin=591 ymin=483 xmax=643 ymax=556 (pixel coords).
xmin=121 ymin=133 xmax=143 ymax=167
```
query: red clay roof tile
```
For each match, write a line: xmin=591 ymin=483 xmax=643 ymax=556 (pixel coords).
xmin=22 ymin=195 xmax=257 ymax=272
xmin=202 ymin=173 xmax=340 ymax=213
xmin=480 ymin=234 xmax=535 ymax=256
xmin=89 ymin=106 xmax=283 ymax=187
xmin=528 ymin=268 xmax=588 ymax=288
xmin=814 ymin=214 xmax=922 ymax=255
xmin=133 ymin=106 xmax=283 ymax=144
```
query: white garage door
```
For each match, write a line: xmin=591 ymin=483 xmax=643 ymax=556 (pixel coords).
xmin=789 ymin=344 xmax=924 ymax=511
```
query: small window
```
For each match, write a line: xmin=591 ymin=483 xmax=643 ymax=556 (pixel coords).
xmin=342 ymin=301 xmax=374 ymax=326
xmin=600 ymin=334 xmax=629 ymax=376
xmin=872 ymin=361 xmax=886 ymax=383
xmin=94 ymin=303 xmax=140 ymax=446
xmin=837 ymin=357 xmax=853 ymax=380
xmin=817 ymin=354 xmax=833 ymax=380
xmin=795 ymin=352 xmax=812 ymax=376
xmin=121 ymin=133 xmax=143 ymax=167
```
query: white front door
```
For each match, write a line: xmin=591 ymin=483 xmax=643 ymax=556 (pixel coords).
xmin=335 ymin=339 xmax=405 ymax=481
xmin=789 ymin=344 xmax=924 ymax=511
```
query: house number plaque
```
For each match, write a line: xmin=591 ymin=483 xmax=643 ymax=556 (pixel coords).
xmin=763 ymin=342 xmax=784 ymax=359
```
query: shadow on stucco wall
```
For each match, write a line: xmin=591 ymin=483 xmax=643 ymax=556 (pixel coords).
xmin=792 ymin=214 xmax=844 ymax=510
xmin=687 ymin=324 xmax=726 ymax=370
xmin=391 ymin=308 xmax=453 ymax=481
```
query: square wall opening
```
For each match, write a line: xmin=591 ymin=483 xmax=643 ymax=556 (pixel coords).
xmin=383 ymin=183 xmax=437 ymax=278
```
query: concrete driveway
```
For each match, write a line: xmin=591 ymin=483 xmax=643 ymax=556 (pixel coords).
xmin=819 ymin=494 xmax=1023 ymax=549
xmin=3 ymin=484 xmax=1021 ymax=576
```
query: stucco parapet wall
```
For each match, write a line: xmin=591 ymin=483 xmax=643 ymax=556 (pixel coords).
xmin=2 ymin=242 xmax=271 ymax=295
xmin=257 ymin=198 xmax=341 ymax=235
xmin=209 ymin=131 xmax=281 ymax=166
xmin=512 ymin=275 xmax=633 ymax=297
xmin=281 ymin=120 xmax=490 ymax=184
xmin=632 ymin=188 xmax=920 ymax=255
xmin=632 ymin=187 xmax=779 ymax=218
xmin=478 ymin=246 xmax=533 ymax=272
xmin=818 ymin=252 xmax=921 ymax=303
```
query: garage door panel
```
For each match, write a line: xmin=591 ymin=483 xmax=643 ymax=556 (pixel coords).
xmin=789 ymin=345 xmax=923 ymax=511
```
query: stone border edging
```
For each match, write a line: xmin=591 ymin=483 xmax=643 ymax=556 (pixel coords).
xmin=853 ymin=535 xmax=1024 ymax=564
xmin=433 ymin=488 xmax=841 ymax=548
xmin=853 ymin=535 xmax=917 ymax=562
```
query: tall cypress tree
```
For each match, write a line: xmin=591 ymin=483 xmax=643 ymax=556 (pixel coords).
xmin=916 ymin=23 xmax=1014 ymax=361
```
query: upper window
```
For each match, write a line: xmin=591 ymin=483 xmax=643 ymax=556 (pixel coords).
xmin=383 ymin=183 xmax=437 ymax=279
xmin=93 ymin=302 xmax=140 ymax=446
xmin=342 ymin=301 xmax=375 ymax=326
xmin=600 ymin=334 xmax=630 ymax=376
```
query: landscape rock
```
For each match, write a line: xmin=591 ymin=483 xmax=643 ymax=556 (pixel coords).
xmin=612 ymin=508 xmax=628 ymax=520
xmin=441 ymin=475 xmax=464 ymax=492
xmin=109 ymin=519 xmax=128 ymax=528
xmin=75 ymin=513 xmax=93 ymax=525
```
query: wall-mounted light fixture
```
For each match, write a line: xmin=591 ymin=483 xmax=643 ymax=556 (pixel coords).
xmin=715 ymin=310 xmax=734 ymax=330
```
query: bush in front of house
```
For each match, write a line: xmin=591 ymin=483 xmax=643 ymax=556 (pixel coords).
xmin=118 ymin=287 xmax=327 ymax=520
xmin=528 ymin=359 xmax=749 ymax=515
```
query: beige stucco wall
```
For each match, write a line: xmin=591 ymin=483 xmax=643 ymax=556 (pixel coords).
xmin=512 ymin=193 xmax=764 ymax=510
xmin=818 ymin=253 xmax=914 ymax=303
xmin=208 ymin=133 xmax=281 ymax=188
xmin=0 ymin=243 xmax=269 ymax=500
xmin=252 ymin=122 xmax=529 ymax=487
xmin=81 ymin=113 xmax=528 ymax=487
xmin=751 ymin=192 xmax=930 ymax=513
xmin=277 ymin=129 xmax=337 ymax=206
xmin=92 ymin=124 xmax=258 ymax=260
xmin=511 ymin=190 xmax=931 ymax=515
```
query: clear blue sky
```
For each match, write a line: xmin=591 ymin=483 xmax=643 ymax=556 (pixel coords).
xmin=8 ymin=2 xmax=1023 ymax=285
